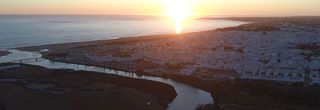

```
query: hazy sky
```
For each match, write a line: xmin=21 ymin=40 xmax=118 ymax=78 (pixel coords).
xmin=1 ymin=0 xmax=320 ymax=16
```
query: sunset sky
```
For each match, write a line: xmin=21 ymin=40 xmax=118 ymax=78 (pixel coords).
xmin=1 ymin=0 xmax=320 ymax=16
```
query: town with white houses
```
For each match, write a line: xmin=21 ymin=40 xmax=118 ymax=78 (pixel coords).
xmin=47 ymin=21 xmax=320 ymax=85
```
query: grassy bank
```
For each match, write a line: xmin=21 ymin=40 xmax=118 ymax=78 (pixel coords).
xmin=0 ymin=63 xmax=176 ymax=110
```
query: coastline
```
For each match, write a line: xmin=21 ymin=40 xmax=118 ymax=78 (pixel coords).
xmin=13 ymin=16 xmax=320 ymax=109
xmin=200 ymin=16 xmax=320 ymax=22
xmin=16 ymin=31 xmax=214 ymax=52
xmin=0 ymin=63 xmax=176 ymax=110
xmin=16 ymin=34 xmax=177 ymax=51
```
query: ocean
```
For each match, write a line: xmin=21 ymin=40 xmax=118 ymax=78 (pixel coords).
xmin=0 ymin=15 xmax=246 ymax=49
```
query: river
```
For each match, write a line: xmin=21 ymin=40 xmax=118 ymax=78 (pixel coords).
xmin=0 ymin=49 xmax=213 ymax=110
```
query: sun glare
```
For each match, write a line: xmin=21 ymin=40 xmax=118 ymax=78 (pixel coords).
xmin=166 ymin=0 xmax=193 ymax=34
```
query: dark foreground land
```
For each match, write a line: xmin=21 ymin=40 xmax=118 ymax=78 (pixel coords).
xmin=171 ymin=74 xmax=320 ymax=110
xmin=0 ymin=51 xmax=10 ymax=57
xmin=0 ymin=63 xmax=176 ymax=110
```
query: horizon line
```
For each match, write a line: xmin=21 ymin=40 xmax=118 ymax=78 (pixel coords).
xmin=0 ymin=14 xmax=319 ymax=18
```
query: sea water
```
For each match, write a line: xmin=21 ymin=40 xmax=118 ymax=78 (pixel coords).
xmin=0 ymin=15 xmax=246 ymax=49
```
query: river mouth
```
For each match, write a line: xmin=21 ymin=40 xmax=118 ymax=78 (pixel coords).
xmin=0 ymin=49 xmax=213 ymax=110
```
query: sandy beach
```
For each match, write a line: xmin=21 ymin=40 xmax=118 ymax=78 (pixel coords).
xmin=0 ymin=63 xmax=176 ymax=110
xmin=17 ymin=33 xmax=191 ymax=52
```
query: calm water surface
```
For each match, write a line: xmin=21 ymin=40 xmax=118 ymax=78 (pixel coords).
xmin=0 ymin=15 xmax=246 ymax=49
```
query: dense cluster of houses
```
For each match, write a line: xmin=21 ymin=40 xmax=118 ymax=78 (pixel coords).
xmin=55 ymin=22 xmax=320 ymax=85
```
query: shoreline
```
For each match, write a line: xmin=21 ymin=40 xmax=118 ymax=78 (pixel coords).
xmin=16 ymin=31 xmax=213 ymax=52
xmin=16 ymin=34 xmax=177 ymax=51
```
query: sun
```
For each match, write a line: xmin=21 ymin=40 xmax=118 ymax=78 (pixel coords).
xmin=166 ymin=0 xmax=193 ymax=34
